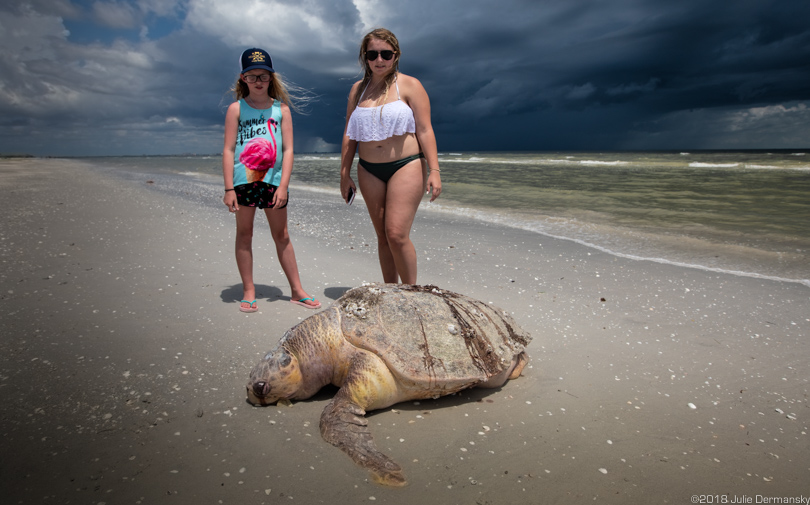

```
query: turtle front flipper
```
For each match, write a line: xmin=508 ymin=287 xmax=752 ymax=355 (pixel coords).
xmin=319 ymin=350 xmax=407 ymax=486
xmin=320 ymin=398 xmax=406 ymax=486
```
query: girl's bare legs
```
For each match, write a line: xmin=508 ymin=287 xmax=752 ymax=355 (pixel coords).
xmin=264 ymin=206 xmax=318 ymax=305
xmin=235 ymin=206 xmax=259 ymax=307
xmin=357 ymin=160 xmax=425 ymax=284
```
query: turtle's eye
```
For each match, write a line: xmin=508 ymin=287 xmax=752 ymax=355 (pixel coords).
xmin=253 ymin=381 xmax=270 ymax=397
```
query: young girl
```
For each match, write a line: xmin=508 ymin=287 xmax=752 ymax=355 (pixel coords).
xmin=222 ymin=48 xmax=320 ymax=312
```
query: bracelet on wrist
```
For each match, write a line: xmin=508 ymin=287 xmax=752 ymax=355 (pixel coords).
xmin=225 ymin=188 xmax=235 ymax=192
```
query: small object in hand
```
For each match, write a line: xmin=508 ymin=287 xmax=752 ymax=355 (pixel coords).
xmin=346 ymin=187 xmax=355 ymax=205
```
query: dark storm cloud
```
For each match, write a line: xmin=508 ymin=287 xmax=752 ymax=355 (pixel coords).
xmin=0 ymin=0 xmax=807 ymax=155
xmin=339 ymin=0 xmax=810 ymax=150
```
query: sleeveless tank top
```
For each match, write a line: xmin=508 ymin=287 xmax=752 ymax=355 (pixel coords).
xmin=345 ymin=79 xmax=416 ymax=142
xmin=233 ymin=98 xmax=283 ymax=187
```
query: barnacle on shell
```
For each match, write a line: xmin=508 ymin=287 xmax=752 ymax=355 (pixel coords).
xmin=343 ymin=302 xmax=369 ymax=319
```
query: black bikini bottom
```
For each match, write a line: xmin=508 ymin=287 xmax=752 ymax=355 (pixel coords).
xmin=358 ymin=153 xmax=424 ymax=183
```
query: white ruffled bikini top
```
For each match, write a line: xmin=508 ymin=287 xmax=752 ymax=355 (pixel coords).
xmin=345 ymin=79 xmax=416 ymax=142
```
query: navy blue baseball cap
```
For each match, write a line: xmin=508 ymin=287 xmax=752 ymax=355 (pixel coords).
xmin=240 ymin=48 xmax=275 ymax=73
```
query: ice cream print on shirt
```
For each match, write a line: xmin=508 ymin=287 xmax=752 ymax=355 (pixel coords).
xmin=233 ymin=98 xmax=283 ymax=187
xmin=234 ymin=104 xmax=281 ymax=185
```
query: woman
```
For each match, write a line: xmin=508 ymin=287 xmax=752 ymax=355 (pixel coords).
xmin=340 ymin=28 xmax=442 ymax=285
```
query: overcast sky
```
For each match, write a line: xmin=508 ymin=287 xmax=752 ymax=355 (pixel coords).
xmin=1 ymin=0 xmax=808 ymax=156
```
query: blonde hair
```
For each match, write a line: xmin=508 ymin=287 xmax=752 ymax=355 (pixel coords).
xmin=231 ymin=71 xmax=312 ymax=114
xmin=351 ymin=28 xmax=401 ymax=110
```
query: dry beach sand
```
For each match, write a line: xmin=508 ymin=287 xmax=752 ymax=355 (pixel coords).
xmin=1 ymin=158 xmax=808 ymax=504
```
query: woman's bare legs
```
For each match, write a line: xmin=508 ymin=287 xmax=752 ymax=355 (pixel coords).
xmin=357 ymin=159 xmax=425 ymax=284
xmin=358 ymin=168 xmax=397 ymax=282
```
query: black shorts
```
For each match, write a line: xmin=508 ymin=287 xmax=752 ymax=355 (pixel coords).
xmin=233 ymin=182 xmax=288 ymax=209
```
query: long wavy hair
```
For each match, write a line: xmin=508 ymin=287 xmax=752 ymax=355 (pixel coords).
xmin=230 ymin=71 xmax=312 ymax=114
xmin=351 ymin=28 xmax=401 ymax=110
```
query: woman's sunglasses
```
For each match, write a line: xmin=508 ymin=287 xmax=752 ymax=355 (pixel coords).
xmin=366 ymin=50 xmax=395 ymax=61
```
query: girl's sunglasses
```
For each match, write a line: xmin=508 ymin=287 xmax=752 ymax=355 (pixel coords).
xmin=366 ymin=50 xmax=395 ymax=61
xmin=243 ymin=74 xmax=271 ymax=83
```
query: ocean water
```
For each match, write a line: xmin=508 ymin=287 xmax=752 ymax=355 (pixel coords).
xmin=74 ymin=151 xmax=810 ymax=287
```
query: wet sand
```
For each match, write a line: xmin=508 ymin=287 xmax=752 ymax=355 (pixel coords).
xmin=1 ymin=158 xmax=808 ymax=504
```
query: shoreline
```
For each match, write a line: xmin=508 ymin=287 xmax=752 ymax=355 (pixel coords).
xmin=1 ymin=158 xmax=809 ymax=504
xmin=75 ymin=154 xmax=810 ymax=287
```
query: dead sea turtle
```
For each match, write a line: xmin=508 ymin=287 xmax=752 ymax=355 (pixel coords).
xmin=246 ymin=283 xmax=532 ymax=486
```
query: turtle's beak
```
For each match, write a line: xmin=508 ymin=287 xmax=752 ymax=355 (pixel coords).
xmin=253 ymin=381 xmax=271 ymax=397
xmin=246 ymin=383 xmax=272 ymax=406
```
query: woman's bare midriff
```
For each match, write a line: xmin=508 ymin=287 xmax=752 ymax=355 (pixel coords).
xmin=357 ymin=133 xmax=421 ymax=163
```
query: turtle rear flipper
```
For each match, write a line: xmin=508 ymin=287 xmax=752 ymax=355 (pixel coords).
xmin=320 ymin=398 xmax=406 ymax=486
xmin=509 ymin=351 xmax=529 ymax=380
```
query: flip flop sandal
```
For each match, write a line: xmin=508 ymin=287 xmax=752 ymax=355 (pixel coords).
xmin=290 ymin=297 xmax=321 ymax=309
xmin=239 ymin=300 xmax=258 ymax=313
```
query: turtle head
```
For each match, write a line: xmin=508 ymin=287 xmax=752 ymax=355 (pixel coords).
xmin=246 ymin=348 xmax=303 ymax=406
